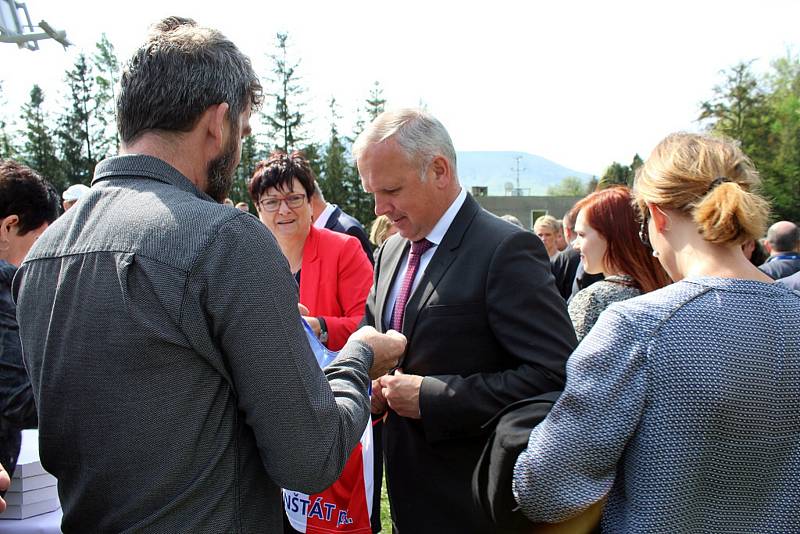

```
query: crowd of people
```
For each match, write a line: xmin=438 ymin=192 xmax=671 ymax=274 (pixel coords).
xmin=0 ymin=15 xmax=799 ymax=534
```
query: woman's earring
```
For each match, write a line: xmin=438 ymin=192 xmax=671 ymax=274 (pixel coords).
xmin=652 ymin=250 xmax=660 ymax=258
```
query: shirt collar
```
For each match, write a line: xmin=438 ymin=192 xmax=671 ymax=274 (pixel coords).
xmin=91 ymin=154 xmax=213 ymax=201
xmin=767 ymin=252 xmax=800 ymax=262
xmin=313 ymin=203 xmax=337 ymax=229
xmin=424 ymin=188 xmax=466 ymax=246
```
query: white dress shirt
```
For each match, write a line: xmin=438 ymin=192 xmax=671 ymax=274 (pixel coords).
xmin=313 ymin=203 xmax=336 ymax=229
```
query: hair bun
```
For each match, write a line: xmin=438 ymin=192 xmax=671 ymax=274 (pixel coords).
xmin=693 ymin=181 xmax=768 ymax=244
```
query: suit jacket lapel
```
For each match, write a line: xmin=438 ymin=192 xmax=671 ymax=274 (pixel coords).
xmin=376 ymin=236 xmax=409 ymax=332
xmin=298 ymin=227 xmax=321 ymax=310
xmin=402 ymin=195 xmax=480 ymax=341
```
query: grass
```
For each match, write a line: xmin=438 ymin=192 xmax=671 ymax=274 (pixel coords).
xmin=379 ymin=471 xmax=391 ymax=533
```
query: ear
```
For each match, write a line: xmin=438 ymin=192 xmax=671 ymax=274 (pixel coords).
xmin=647 ymin=203 xmax=670 ymax=233
xmin=205 ymin=102 xmax=230 ymax=154
xmin=428 ymin=155 xmax=452 ymax=188
xmin=0 ymin=215 xmax=19 ymax=239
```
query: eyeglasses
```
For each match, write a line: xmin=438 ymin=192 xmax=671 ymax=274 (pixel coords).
xmin=258 ymin=193 xmax=307 ymax=212
xmin=639 ymin=211 xmax=651 ymax=249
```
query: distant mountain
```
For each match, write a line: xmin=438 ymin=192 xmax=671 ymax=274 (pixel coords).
xmin=456 ymin=151 xmax=594 ymax=196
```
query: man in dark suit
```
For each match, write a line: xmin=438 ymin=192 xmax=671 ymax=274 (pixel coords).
xmin=311 ymin=182 xmax=373 ymax=263
xmin=353 ymin=109 xmax=577 ymax=533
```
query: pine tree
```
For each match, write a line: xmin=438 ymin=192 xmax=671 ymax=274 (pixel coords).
xmin=92 ymin=33 xmax=120 ymax=154
xmin=585 ymin=176 xmax=599 ymax=194
xmin=345 ymin=82 xmax=386 ymax=225
xmin=598 ymin=162 xmax=631 ymax=189
xmin=699 ymin=59 xmax=799 ymax=221
xmin=58 ymin=53 xmax=106 ymax=184
xmin=700 ymin=61 xmax=772 ymax=162
xmin=0 ymin=81 xmax=17 ymax=159
xmin=263 ymin=33 xmax=306 ymax=153
xmin=20 ymin=85 xmax=66 ymax=190
xmin=320 ymin=98 xmax=351 ymax=208
xmin=353 ymin=81 xmax=386 ymax=135
xmin=229 ymin=134 xmax=262 ymax=205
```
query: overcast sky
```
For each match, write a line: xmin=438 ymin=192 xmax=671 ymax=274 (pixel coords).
xmin=1 ymin=0 xmax=798 ymax=175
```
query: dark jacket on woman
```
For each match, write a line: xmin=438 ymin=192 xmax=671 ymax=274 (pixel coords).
xmin=0 ymin=259 xmax=37 ymax=481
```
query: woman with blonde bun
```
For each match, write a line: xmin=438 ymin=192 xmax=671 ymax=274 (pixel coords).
xmin=513 ymin=133 xmax=800 ymax=532
xmin=369 ymin=214 xmax=397 ymax=248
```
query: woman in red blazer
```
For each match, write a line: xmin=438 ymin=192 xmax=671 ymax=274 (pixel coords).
xmin=247 ymin=151 xmax=372 ymax=351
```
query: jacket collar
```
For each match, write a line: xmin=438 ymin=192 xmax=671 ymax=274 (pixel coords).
xmin=92 ymin=155 xmax=214 ymax=202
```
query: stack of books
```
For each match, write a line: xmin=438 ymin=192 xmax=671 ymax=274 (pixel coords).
xmin=0 ymin=430 xmax=60 ymax=520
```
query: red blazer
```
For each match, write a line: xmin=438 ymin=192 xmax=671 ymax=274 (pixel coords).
xmin=299 ymin=226 xmax=373 ymax=350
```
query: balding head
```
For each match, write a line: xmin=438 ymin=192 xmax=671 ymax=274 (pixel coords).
xmin=766 ymin=221 xmax=800 ymax=254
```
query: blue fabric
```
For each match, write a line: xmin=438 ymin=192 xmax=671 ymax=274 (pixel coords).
xmin=513 ymin=277 xmax=800 ymax=533
xmin=302 ymin=318 xmax=337 ymax=368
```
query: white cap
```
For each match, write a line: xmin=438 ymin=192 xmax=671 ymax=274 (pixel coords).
xmin=62 ymin=184 xmax=91 ymax=201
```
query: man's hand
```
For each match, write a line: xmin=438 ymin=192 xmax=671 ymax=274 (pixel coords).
xmin=379 ymin=369 xmax=423 ymax=419
xmin=0 ymin=462 xmax=9 ymax=512
xmin=371 ymin=379 xmax=388 ymax=414
xmin=348 ymin=326 xmax=407 ymax=379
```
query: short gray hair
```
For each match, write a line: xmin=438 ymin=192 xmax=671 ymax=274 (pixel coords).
xmin=352 ymin=108 xmax=457 ymax=179
xmin=117 ymin=16 xmax=263 ymax=145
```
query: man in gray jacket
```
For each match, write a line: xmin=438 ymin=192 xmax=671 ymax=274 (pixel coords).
xmin=13 ymin=17 xmax=405 ymax=533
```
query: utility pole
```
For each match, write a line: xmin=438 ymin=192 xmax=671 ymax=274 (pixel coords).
xmin=511 ymin=156 xmax=525 ymax=196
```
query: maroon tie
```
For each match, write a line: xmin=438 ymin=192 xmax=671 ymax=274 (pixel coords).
xmin=391 ymin=239 xmax=434 ymax=332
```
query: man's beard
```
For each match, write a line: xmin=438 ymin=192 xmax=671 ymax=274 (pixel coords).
xmin=206 ymin=125 xmax=239 ymax=203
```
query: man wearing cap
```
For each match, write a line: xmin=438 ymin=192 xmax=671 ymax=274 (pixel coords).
xmin=61 ymin=183 xmax=90 ymax=211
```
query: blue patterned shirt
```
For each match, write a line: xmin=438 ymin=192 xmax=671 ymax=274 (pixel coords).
xmin=513 ymin=277 xmax=800 ymax=533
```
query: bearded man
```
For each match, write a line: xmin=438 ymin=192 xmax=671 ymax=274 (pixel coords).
xmin=12 ymin=16 xmax=404 ymax=533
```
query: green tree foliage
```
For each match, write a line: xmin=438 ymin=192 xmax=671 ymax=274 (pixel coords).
xmin=0 ymin=82 xmax=17 ymax=159
xmin=58 ymin=53 xmax=107 ymax=184
xmin=92 ymin=33 xmax=120 ymax=153
xmin=20 ymin=85 xmax=66 ymax=190
xmin=301 ymin=142 xmax=324 ymax=187
xmin=320 ymin=98 xmax=350 ymax=206
xmin=354 ymin=81 xmax=386 ymax=135
xmin=700 ymin=58 xmax=800 ymax=222
xmin=341 ymin=82 xmax=387 ymax=225
xmin=547 ymin=176 xmax=585 ymax=196
xmin=598 ymin=154 xmax=641 ymax=190
xmin=263 ymin=33 xmax=306 ymax=153
xmin=585 ymin=176 xmax=599 ymax=194
xmin=229 ymin=134 xmax=262 ymax=206
xmin=599 ymin=162 xmax=631 ymax=189
xmin=765 ymin=54 xmax=800 ymax=221
xmin=319 ymin=98 xmax=373 ymax=224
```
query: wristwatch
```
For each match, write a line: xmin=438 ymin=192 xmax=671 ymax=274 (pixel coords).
xmin=317 ymin=317 xmax=329 ymax=343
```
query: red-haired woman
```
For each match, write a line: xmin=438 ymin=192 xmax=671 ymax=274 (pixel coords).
xmin=568 ymin=186 xmax=670 ymax=341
